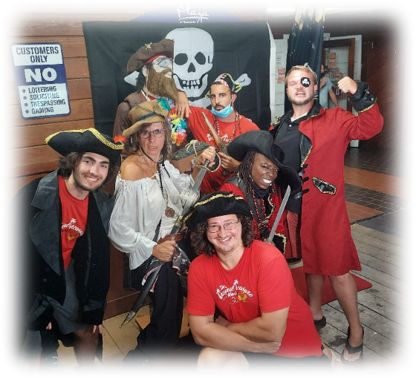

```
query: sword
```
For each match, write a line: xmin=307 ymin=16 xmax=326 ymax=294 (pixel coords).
xmin=120 ymin=162 xmax=209 ymax=328
xmin=201 ymin=112 xmax=229 ymax=176
xmin=268 ymin=185 xmax=291 ymax=242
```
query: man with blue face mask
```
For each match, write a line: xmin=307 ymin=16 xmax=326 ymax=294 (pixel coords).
xmin=185 ymin=73 xmax=260 ymax=195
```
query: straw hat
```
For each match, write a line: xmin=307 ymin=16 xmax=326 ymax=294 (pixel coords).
xmin=123 ymin=101 xmax=169 ymax=137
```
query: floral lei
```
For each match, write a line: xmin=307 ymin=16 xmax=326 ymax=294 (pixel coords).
xmin=157 ymin=97 xmax=188 ymax=146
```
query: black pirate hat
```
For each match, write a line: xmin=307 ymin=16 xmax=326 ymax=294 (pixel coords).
xmin=227 ymin=130 xmax=301 ymax=191
xmin=45 ymin=128 xmax=124 ymax=166
xmin=183 ymin=191 xmax=252 ymax=231
xmin=205 ymin=72 xmax=242 ymax=98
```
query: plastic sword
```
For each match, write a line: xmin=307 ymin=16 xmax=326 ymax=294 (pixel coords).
xmin=120 ymin=160 xmax=210 ymax=328
xmin=268 ymin=185 xmax=291 ymax=242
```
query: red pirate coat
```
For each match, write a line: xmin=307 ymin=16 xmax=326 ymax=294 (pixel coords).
xmin=271 ymin=83 xmax=384 ymax=275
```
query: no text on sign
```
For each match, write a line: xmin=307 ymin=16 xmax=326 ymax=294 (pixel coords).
xmin=12 ymin=43 xmax=71 ymax=119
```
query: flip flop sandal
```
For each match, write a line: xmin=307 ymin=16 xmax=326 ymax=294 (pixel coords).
xmin=341 ymin=326 xmax=364 ymax=363
xmin=314 ymin=316 xmax=326 ymax=328
xmin=329 ymin=349 xmax=345 ymax=376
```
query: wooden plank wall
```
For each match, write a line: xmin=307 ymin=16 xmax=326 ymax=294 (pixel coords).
xmin=2 ymin=2 xmax=266 ymax=213
xmin=6 ymin=10 xmax=266 ymax=320
xmin=6 ymin=10 xmax=265 ymax=201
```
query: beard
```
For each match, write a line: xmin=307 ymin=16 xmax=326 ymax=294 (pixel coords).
xmin=287 ymin=91 xmax=315 ymax=106
xmin=146 ymin=67 xmax=179 ymax=101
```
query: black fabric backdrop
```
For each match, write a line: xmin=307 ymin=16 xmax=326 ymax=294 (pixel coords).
xmin=285 ymin=8 xmax=325 ymax=112
xmin=82 ymin=21 xmax=272 ymax=137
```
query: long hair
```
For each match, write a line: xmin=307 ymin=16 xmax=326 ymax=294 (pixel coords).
xmin=58 ymin=152 xmax=119 ymax=189
xmin=190 ymin=214 xmax=255 ymax=257
xmin=124 ymin=120 xmax=172 ymax=162
xmin=236 ymin=150 xmax=256 ymax=196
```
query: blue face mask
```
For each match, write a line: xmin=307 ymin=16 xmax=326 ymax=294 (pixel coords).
xmin=211 ymin=102 xmax=233 ymax=118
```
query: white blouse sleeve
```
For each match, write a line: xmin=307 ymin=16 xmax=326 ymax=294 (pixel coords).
xmin=163 ymin=161 xmax=195 ymax=191
xmin=108 ymin=176 xmax=163 ymax=270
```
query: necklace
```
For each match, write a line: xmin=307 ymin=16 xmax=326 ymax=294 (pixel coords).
xmin=143 ymin=155 xmax=175 ymax=218
xmin=213 ymin=111 xmax=242 ymax=176
xmin=213 ymin=111 xmax=242 ymax=145
xmin=246 ymin=178 xmax=275 ymax=237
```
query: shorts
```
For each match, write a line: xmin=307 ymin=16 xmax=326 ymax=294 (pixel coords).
xmin=18 ymin=262 xmax=91 ymax=365
xmin=46 ymin=260 xmax=90 ymax=334
xmin=242 ymin=352 xmax=330 ymax=370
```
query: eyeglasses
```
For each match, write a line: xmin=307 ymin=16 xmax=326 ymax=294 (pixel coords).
xmin=207 ymin=221 xmax=240 ymax=233
xmin=140 ymin=129 xmax=165 ymax=139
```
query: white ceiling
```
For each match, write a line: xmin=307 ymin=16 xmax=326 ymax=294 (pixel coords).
xmin=267 ymin=1 xmax=400 ymax=17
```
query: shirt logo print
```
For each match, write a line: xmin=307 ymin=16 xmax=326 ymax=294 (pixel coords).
xmin=215 ymin=279 xmax=253 ymax=305
xmin=62 ymin=218 xmax=84 ymax=241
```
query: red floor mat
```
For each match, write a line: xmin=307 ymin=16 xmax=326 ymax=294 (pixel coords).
xmin=290 ymin=266 xmax=372 ymax=305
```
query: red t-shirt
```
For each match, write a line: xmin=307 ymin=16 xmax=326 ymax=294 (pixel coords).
xmin=58 ymin=175 xmax=89 ymax=269
xmin=186 ymin=107 xmax=260 ymax=195
xmin=187 ymin=240 xmax=323 ymax=358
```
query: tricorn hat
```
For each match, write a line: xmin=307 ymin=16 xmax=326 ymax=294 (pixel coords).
xmin=183 ymin=191 xmax=252 ymax=231
xmin=227 ymin=130 xmax=302 ymax=191
xmin=127 ymin=39 xmax=174 ymax=74
xmin=45 ymin=128 xmax=124 ymax=166
xmin=205 ymin=73 xmax=242 ymax=98
xmin=124 ymin=101 xmax=169 ymax=137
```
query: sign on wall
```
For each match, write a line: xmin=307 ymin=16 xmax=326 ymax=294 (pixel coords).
xmin=11 ymin=43 xmax=71 ymax=120
xmin=130 ymin=4 xmax=242 ymax=23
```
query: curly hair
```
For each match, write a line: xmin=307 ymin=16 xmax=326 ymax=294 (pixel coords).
xmin=190 ymin=214 xmax=255 ymax=257
xmin=58 ymin=152 xmax=119 ymax=189
xmin=124 ymin=120 xmax=172 ymax=161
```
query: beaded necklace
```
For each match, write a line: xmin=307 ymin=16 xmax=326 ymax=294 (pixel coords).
xmin=244 ymin=177 xmax=276 ymax=236
xmin=213 ymin=111 xmax=242 ymax=145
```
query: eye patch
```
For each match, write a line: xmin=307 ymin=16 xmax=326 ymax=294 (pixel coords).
xmin=301 ymin=77 xmax=310 ymax=87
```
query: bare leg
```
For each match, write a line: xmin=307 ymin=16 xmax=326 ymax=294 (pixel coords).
xmin=329 ymin=272 xmax=363 ymax=361
xmin=73 ymin=327 xmax=99 ymax=367
xmin=322 ymin=343 xmax=342 ymax=369
xmin=17 ymin=355 xmax=40 ymax=376
xmin=197 ymin=347 xmax=249 ymax=370
xmin=305 ymin=273 xmax=325 ymax=320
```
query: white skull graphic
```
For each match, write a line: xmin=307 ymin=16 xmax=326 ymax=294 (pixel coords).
xmin=166 ymin=28 xmax=214 ymax=102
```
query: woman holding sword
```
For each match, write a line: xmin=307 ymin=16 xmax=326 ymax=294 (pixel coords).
xmin=108 ymin=100 xmax=216 ymax=365
xmin=220 ymin=130 xmax=301 ymax=257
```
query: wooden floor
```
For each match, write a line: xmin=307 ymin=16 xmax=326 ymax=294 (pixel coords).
xmin=55 ymin=146 xmax=410 ymax=373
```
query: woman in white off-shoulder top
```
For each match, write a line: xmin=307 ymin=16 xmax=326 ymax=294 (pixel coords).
xmin=108 ymin=100 xmax=215 ymax=364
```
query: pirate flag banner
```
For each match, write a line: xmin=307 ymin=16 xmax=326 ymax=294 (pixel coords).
xmin=285 ymin=7 xmax=325 ymax=112
xmin=82 ymin=21 xmax=273 ymax=137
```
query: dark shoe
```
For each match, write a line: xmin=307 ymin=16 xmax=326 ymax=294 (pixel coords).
xmin=40 ymin=352 xmax=60 ymax=368
xmin=341 ymin=326 xmax=364 ymax=363
xmin=314 ymin=316 xmax=327 ymax=328
xmin=123 ymin=349 xmax=154 ymax=374
xmin=75 ymin=367 xmax=101 ymax=376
